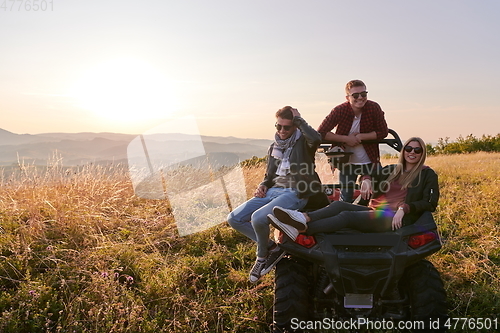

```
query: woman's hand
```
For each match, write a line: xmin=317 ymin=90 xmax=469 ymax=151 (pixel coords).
xmin=392 ymin=209 xmax=404 ymax=230
xmin=254 ymin=185 xmax=268 ymax=198
xmin=360 ymin=178 xmax=373 ymax=200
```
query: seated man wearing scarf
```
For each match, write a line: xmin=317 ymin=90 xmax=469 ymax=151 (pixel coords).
xmin=227 ymin=106 xmax=322 ymax=283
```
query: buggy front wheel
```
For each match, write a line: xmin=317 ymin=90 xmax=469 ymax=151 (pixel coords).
xmin=401 ymin=259 xmax=448 ymax=332
xmin=272 ymin=257 xmax=311 ymax=333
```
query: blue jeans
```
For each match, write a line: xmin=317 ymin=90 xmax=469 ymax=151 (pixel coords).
xmin=339 ymin=163 xmax=378 ymax=203
xmin=227 ymin=187 xmax=307 ymax=257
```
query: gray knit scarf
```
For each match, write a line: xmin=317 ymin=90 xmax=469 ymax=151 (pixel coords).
xmin=272 ymin=129 xmax=302 ymax=176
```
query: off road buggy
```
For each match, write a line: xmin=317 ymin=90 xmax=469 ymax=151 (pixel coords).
xmin=272 ymin=130 xmax=448 ymax=332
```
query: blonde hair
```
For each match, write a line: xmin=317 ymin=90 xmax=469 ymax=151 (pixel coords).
xmin=345 ymin=80 xmax=366 ymax=95
xmin=385 ymin=137 xmax=427 ymax=189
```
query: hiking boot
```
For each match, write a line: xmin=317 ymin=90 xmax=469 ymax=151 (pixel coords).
xmin=273 ymin=206 xmax=308 ymax=231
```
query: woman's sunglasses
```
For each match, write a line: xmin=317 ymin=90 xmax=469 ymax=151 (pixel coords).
xmin=349 ymin=91 xmax=368 ymax=99
xmin=404 ymin=146 xmax=423 ymax=154
xmin=275 ymin=123 xmax=293 ymax=131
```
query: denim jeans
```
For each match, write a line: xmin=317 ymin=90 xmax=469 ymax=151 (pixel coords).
xmin=227 ymin=187 xmax=307 ymax=257
xmin=339 ymin=163 xmax=378 ymax=203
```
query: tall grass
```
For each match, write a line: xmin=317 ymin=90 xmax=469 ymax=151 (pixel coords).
xmin=0 ymin=153 xmax=499 ymax=332
xmin=427 ymin=153 xmax=500 ymax=318
xmin=0 ymin=158 xmax=273 ymax=332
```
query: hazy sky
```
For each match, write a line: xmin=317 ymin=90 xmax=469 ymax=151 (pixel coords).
xmin=1 ymin=0 xmax=499 ymax=143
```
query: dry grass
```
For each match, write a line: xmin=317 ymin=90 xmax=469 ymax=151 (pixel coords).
xmin=0 ymin=152 xmax=499 ymax=332
xmin=425 ymin=153 xmax=500 ymax=317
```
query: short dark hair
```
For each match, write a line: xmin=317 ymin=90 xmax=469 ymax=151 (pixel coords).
xmin=345 ymin=80 xmax=366 ymax=95
xmin=275 ymin=106 xmax=294 ymax=120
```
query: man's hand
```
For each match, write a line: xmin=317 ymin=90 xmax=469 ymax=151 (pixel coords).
xmin=355 ymin=131 xmax=377 ymax=141
xmin=291 ymin=107 xmax=301 ymax=118
xmin=254 ymin=185 xmax=268 ymax=198
xmin=344 ymin=133 xmax=361 ymax=147
xmin=392 ymin=209 xmax=404 ymax=230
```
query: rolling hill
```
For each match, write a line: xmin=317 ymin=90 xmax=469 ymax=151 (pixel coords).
xmin=0 ymin=128 xmax=273 ymax=166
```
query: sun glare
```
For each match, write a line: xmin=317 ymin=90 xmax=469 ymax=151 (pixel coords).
xmin=72 ymin=58 xmax=178 ymax=122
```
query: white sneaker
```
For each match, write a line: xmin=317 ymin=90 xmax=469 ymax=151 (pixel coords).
xmin=273 ymin=206 xmax=308 ymax=231
xmin=267 ymin=214 xmax=299 ymax=241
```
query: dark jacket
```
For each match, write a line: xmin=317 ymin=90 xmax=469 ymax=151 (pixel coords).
xmin=371 ymin=164 xmax=439 ymax=226
xmin=261 ymin=116 xmax=322 ymax=199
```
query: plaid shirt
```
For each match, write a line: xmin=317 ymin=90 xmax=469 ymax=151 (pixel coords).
xmin=317 ymin=100 xmax=388 ymax=163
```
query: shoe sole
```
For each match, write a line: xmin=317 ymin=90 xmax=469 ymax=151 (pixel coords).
xmin=249 ymin=261 xmax=266 ymax=284
xmin=249 ymin=277 xmax=259 ymax=284
xmin=273 ymin=206 xmax=307 ymax=231
xmin=267 ymin=215 xmax=297 ymax=241
xmin=249 ymin=275 xmax=260 ymax=284
xmin=261 ymin=251 xmax=286 ymax=275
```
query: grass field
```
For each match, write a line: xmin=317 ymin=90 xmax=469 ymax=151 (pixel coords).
xmin=0 ymin=153 xmax=499 ymax=332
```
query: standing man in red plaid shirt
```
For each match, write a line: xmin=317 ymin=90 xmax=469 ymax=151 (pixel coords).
xmin=317 ymin=80 xmax=388 ymax=203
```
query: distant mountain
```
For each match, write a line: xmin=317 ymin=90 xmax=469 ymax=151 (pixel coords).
xmin=34 ymin=132 xmax=136 ymax=142
xmin=0 ymin=128 xmax=59 ymax=146
xmin=0 ymin=128 xmax=406 ymax=170
xmin=0 ymin=138 xmax=128 ymax=165
xmin=0 ymin=128 xmax=272 ymax=166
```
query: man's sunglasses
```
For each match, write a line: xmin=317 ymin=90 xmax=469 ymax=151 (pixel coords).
xmin=349 ymin=91 xmax=368 ymax=99
xmin=275 ymin=123 xmax=293 ymax=131
xmin=404 ymin=146 xmax=423 ymax=154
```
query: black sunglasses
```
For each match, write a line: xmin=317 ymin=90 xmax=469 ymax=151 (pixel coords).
xmin=349 ymin=91 xmax=368 ymax=99
xmin=404 ymin=145 xmax=423 ymax=154
xmin=275 ymin=123 xmax=293 ymax=131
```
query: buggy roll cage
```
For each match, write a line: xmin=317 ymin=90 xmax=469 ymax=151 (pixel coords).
xmin=310 ymin=129 xmax=403 ymax=201
xmin=319 ymin=128 xmax=403 ymax=155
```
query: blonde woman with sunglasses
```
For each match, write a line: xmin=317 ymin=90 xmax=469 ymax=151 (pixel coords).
xmin=268 ymin=137 xmax=440 ymax=239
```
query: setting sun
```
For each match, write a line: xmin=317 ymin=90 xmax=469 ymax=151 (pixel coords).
xmin=71 ymin=58 xmax=178 ymax=122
